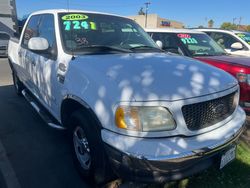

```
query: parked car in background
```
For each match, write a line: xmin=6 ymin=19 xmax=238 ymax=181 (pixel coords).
xmin=196 ymin=29 xmax=250 ymax=57
xmin=7 ymin=10 xmax=246 ymax=185
xmin=146 ymin=28 xmax=250 ymax=113
xmin=0 ymin=31 xmax=10 ymax=57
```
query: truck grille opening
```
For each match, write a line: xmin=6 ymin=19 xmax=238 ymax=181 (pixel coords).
xmin=182 ymin=92 xmax=237 ymax=131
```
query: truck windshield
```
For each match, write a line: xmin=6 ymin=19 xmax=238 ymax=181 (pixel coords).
xmin=58 ymin=12 xmax=160 ymax=54
xmin=176 ymin=33 xmax=227 ymax=56
xmin=236 ymin=32 xmax=250 ymax=45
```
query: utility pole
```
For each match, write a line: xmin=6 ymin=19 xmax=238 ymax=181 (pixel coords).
xmin=239 ymin=17 xmax=242 ymax=25
xmin=144 ymin=2 xmax=150 ymax=28
xmin=238 ymin=17 xmax=242 ymax=29
xmin=204 ymin=17 xmax=207 ymax=28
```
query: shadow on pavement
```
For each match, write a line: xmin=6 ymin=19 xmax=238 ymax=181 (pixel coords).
xmin=0 ymin=171 xmax=7 ymax=188
xmin=0 ymin=85 xmax=90 ymax=188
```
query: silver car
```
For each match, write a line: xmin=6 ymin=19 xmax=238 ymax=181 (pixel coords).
xmin=0 ymin=32 xmax=10 ymax=57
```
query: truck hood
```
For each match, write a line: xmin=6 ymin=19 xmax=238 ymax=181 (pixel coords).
xmin=73 ymin=53 xmax=237 ymax=101
xmin=195 ymin=55 xmax=250 ymax=67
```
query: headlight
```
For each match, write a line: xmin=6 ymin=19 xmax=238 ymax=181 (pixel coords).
xmin=236 ymin=73 xmax=250 ymax=85
xmin=115 ymin=106 xmax=176 ymax=132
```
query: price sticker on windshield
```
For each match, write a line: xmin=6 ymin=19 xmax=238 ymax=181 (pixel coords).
xmin=62 ymin=14 xmax=88 ymax=21
xmin=236 ymin=33 xmax=245 ymax=37
xmin=177 ymin=33 xmax=191 ymax=38
xmin=180 ymin=38 xmax=198 ymax=44
xmin=63 ymin=21 xmax=97 ymax=31
xmin=236 ymin=33 xmax=250 ymax=44
xmin=61 ymin=14 xmax=97 ymax=31
xmin=177 ymin=34 xmax=198 ymax=44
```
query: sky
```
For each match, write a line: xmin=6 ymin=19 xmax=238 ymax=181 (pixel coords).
xmin=15 ymin=0 xmax=250 ymax=28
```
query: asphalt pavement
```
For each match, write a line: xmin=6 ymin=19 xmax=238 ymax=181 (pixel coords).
xmin=0 ymin=58 xmax=90 ymax=188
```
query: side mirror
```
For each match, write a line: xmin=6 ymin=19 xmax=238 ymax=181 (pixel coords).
xmin=231 ymin=42 xmax=243 ymax=50
xmin=156 ymin=40 xmax=163 ymax=49
xmin=28 ymin=37 xmax=49 ymax=52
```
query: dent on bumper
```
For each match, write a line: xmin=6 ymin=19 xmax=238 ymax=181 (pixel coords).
xmin=102 ymin=107 xmax=245 ymax=161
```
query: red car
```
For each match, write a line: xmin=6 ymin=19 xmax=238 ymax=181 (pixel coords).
xmin=147 ymin=28 xmax=250 ymax=113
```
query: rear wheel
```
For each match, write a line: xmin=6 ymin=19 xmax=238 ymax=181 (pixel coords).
xmin=13 ymin=72 xmax=23 ymax=96
xmin=68 ymin=109 xmax=115 ymax=185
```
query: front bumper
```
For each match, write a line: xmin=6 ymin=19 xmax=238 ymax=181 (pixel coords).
xmin=102 ymin=107 xmax=246 ymax=183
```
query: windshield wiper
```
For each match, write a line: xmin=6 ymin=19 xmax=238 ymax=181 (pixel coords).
xmin=81 ymin=45 xmax=132 ymax=53
xmin=193 ymin=51 xmax=229 ymax=57
xmin=217 ymin=52 xmax=229 ymax=56
xmin=129 ymin=45 xmax=163 ymax=51
xmin=193 ymin=53 xmax=210 ymax=56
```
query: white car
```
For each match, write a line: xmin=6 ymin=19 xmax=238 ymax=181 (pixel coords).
xmin=196 ymin=28 xmax=250 ymax=56
xmin=8 ymin=10 xmax=245 ymax=185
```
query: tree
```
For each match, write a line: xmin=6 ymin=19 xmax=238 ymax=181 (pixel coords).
xmin=220 ymin=22 xmax=238 ymax=30
xmin=208 ymin=19 xmax=214 ymax=28
xmin=198 ymin=25 xmax=204 ymax=28
xmin=246 ymin=25 xmax=250 ymax=32
xmin=138 ymin=7 xmax=145 ymax=15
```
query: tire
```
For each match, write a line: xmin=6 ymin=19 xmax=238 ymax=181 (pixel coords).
xmin=12 ymin=72 xmax=23 ymax=96
xmin=68 ymin=109 xmax=115 ymax=186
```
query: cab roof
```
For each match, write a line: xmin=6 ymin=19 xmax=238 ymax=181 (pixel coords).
xmin=195 ymin=28 xmax=250 ymax=34
xmin=30 ymin=9 xmax=126 ymax=19
xmin=145 ymin=28 xmax=204 ymax=34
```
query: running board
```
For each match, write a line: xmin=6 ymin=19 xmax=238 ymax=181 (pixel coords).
xmin=21 ymin=89 xmax=66 ymax=130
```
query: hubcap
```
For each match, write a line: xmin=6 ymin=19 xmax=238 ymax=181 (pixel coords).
xmin=73 ymin=126 xmax=91 ymax=170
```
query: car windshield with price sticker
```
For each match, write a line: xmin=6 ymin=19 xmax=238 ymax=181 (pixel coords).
xmin=58 ymin=12 xmax=160 ymax=54
xmin=176 ymin=33 xmax=227 ymax=57
xmin=236 ymin=32 xmax=250 ymax=45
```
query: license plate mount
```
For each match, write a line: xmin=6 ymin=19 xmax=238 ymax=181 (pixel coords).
xmin=220 ymin=145 xmax=236 ymax=169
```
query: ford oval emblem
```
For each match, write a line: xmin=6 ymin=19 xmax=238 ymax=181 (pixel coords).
xmin=213 ymin=104 xmax=225 ymax=114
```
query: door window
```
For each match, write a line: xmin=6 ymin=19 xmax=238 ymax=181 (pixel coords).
xmin=38 ymin=14 xmax=57 ymax=59
xmin=21 ymin=15 xmax=41 ymax=48
xmin=150 ymin=32 xmax=183 ymax=54
xmin=21 ymin=14 xmax=57 ymax=59
xmin=209 ymin=32 xmax=244 ymax=50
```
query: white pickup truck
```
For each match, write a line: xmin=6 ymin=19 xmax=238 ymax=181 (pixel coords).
xmin=8 ymin=9 xmax=246 ymax=185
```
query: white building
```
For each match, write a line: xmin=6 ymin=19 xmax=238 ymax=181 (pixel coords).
xmin=127 ymin=14 xmax=184 ymax=29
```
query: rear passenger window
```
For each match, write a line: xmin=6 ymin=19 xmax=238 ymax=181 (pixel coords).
xmin=151 ymin=32 xmax=182 ymax=54
xmin=21 ymin=15 xmax=41 ymax=48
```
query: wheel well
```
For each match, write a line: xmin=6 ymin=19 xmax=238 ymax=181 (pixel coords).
xmin=8 ymin=58 xmax=14 ymax=73
xmin=60 ymin=98 xmax=101 ymax=128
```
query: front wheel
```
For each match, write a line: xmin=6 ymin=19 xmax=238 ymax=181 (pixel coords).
xmin=73 ymin=126 xmax=92 ymax=171
xmin=68 ymin=109 xmax=115 ymax=185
